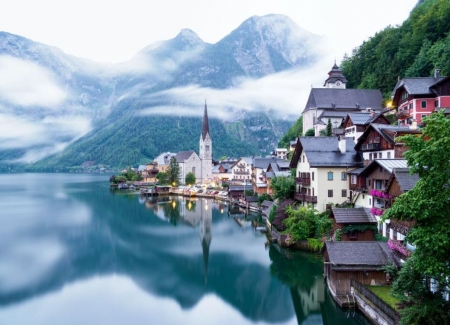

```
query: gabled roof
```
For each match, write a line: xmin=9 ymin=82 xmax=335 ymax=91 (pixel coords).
xmin=385 ymin=168 xmax=420 ymax=193
xmin=324 ymin=63 xmax=348 ymax=85
xmin=393 ymin=77 xmax=445 ymax=96
xmin=354 ymin=123 xmax=421 ymax=150
xmin=289 ymin=137 xmax=363 ymax=168
xmin=359 ymin=159 xmax=408 ymax=177
xmin=332 ymin=208 xmax=376 ymax=224
xmin=304 ymin=88 xmax=383 ymax=113
xmin=175 ymin=150 xmax=197 ymax=162
xmin=253 ymin=157 xmax=284 ymax=169
xmin=318 ymin=110 xmax=350 ymax=119
xmin=230 ymin=157 xmax=253 ymax=169
xmin=325 ymin=241 xmax=400 ymax=267
xmin=154 ymin=152 xmax=177 ymax=165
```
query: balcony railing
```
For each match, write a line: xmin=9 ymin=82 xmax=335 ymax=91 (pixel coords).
xmin=294 ymin=192 xmax=305 ymax=201
xmin=304 ymin=195 xmax=317 ymax=203
xmin=234 ymin=170 xmax=249 ymax=175
xmin=361 ymin=143 xmax=381 ymax=151
xmin=294 ymin=177 xmax=311 ymax=185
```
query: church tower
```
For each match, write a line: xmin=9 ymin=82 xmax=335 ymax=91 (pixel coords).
xmin=199 ymin=100 xmax=212 ymax=184
xmin=324 ymin=62 xmax=348 ymax=89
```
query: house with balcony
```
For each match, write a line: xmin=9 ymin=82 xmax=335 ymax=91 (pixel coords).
xmin=274 ymin=148 xmax=288 ymax=159
xmin=230 ymin=157 xmax=253 ymax=184
xmin=341 ymin=111 xmax=390 ymax=143
xmin=289 ymin=136 xmax=363 ymax=212
xmin=351 ymin=159 xmax=408 ymax=237
xmin=354 ymin=123 xmax=421 ymax=164
xmin=142 ymin=161 xmax=159 ymax=183
xmin=211 ymin=162 xmax=233 ymax=185
xmin=383 ymin=168 xmax=419 ymax=241
xmin=392 ymin=69 xmax=450 ymax=126
xmin=302 ymin=63 xmax=384 ymax=136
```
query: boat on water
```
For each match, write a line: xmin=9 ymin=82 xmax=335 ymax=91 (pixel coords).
xmin=117 ymin=183 xmax=129 ymax=190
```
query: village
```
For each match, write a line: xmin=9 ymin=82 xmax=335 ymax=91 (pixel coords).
xmin=111 ymin=63 xmax=450 ymax=325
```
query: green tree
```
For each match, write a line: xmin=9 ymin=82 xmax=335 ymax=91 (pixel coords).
xmin=304 ymin=128 xmax=315 ymax=137
xmin=278 ymin=116 xmax=303 ymax=149
xmin=326 ymin=118 xmax=333 ymax=136
xmin=383 ymin=111 xmax=450 ymax=324
xmin=185 ymin=172 xmax=196 ymax=185
xmin=156 ymin=172 xmax=168 ymax=184
xmin=258 ymin=193 xmax=272 ymax=205
xmin=166 ymin=157 xmax=180 ymax=186
xmin=270 ymin=176 xmax=295 ymax=200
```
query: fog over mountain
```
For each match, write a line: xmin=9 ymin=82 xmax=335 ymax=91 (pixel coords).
xmin=0 ymin=14 xmax=329 ymax=170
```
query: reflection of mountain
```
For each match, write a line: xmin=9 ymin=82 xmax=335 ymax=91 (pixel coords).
xmin=0 ymin=179 xmax=294 ymax=323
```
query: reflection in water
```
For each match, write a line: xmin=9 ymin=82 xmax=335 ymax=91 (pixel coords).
xmin=0 ymin=174 xmax=370 ymax=325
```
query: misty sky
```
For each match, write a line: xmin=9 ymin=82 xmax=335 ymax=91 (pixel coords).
xmin=1 ymin=0 xmax=418 ymax=63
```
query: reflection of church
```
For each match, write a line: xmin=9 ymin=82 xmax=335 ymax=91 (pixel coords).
xmin=180 ymin=198 xmax=212 ymax=283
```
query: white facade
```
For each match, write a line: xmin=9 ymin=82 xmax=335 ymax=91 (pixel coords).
xmin=178 ymin=152 xmax=202 ymax=184
xmin=230 ymin=157 xmax=252 ymax=183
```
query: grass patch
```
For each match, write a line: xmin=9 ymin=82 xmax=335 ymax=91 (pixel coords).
xmin=367 ymin=286 xmax=399 ymax=310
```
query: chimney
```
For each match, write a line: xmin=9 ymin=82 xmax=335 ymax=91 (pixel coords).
xmin=434 ymin=69 xmax=441 ymax=79
xmin=338 ymin=136 xmax=346 ymax=154
xmin=410 ymin=119 xmax=417 ymax=130
xmin=371 ymin=110 xmax=375 ymax=117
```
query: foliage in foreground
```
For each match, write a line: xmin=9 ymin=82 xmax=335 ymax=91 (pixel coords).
xmin=270 ymin=175 xmax=295 ymax=201
xmin=382 ymin=111 xmax=450 ymax=324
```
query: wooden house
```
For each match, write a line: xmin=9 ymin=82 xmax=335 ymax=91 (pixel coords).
xmin=330 ymin=208 xmax=377 ymax=241
xmin=341 ymin=111 xmax=390 ymax=143
xmin=354 ymin=123 xmax=421 ymax=165
xmin=323 ymin=241 xmax=401 ymax=306
xmin=383 ymin=168 xmax=419 ymax=240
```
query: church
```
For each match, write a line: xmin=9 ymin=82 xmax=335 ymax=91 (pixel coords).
xmin=302 ymin=63 xmax=384 ymax=136
xmin=175 ymin=101 xmax=213 ymax=184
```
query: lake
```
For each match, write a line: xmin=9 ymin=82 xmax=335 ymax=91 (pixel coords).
xmin=0 ymin=173 xmax=371 ymax=325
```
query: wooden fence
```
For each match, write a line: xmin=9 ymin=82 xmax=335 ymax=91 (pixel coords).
xmin=351 ymin=278 xmax=399 ymax=323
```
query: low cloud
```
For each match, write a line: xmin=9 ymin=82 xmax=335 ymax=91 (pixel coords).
xmin=0 ymin=113 xmax=91 ymax=163
xmin=136 ymin=55 xmax=335 ymax=121
xmin=0 ymin=55 xmax=67 ymax=108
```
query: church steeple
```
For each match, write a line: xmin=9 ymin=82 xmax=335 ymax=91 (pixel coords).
xmin=201 ymin=100 xmax=210 ymax=141
xmin=324 ymin=62 xmax=348 ymax=88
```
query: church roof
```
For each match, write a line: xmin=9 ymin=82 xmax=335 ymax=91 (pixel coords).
xmin=175 ymin=150 xmax=196 ymax=162
xmin=304 ymin=88 xmax=383 ymax=113
xmin=201 ymin=101 xmax=210 ymax=140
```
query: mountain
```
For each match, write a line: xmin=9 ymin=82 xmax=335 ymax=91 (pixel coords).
xmin=0 ymin=14 xmax=322 ymax=171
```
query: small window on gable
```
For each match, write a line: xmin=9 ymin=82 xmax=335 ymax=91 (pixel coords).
xmin=327 ymin=172 xmax=333 ymax=181
xmin=312 ymin=172 xmax=315 ymax=181
xmin=302 ymin=155 xmax=305 ymax=163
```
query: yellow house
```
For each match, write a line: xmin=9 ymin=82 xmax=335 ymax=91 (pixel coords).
xmin=290 ymin=136 xmax=363 ymax=212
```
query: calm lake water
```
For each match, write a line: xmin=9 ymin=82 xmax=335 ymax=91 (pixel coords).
xmin=0 ymin=173 xmax=371 ymax=325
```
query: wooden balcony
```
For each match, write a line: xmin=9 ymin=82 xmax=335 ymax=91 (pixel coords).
xmin=294 ymin=192 xmax=305 ymax=201
xmin=396 ymin=110 xmax=411 ymax=120
xmin=304 ymin=195 xmax=317 ymax=203
xmin=294 ymin=177 xmax=311 ymax=185
xmin=234 ymin=170 xmax=249 ymax=175
xmin=387 ymin=218 xmax=416 ymax=236
xmin=294 ymin=193 xmax=317 ymax=203
xmin=361 ymin=143 xmax=381 ymax=151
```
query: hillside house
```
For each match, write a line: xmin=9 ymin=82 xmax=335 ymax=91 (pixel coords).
xmin=142 ymin=161 xmax=159 ymax=183
xmin=290 ymin=136 xmax=363 ymax=212
xmin=252 ymin=157 xmax=286 ymax=195
xmin=341 ymin=112 xmax=390 ymax=143
xmin=392 ymin=69 xmax=450 ymax=126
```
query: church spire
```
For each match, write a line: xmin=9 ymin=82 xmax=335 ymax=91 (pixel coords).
xmin=201 ymin=99 xmax=210 ymax=140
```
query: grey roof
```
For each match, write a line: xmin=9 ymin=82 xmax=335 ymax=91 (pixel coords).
xmin=326 ymin=241 xmax=400 ymax=267
xmin=392 ymin=168 xmax=420 ymax=192
xmin=318 ymin=111 xmax=351 ymax=119
xmin=359 ymin=159 xmax=408 ymax=177
xmin=228 ymin=185 xmax=252 ymax=191
xmin=253 ymin=157 xmax=284 ymax=169
xmin=304 ymin=88 xmax=383 ymax=112
xmin=354 ymin=123 xmax=422 ymax=150
xmin=347 ymin=113 xmax=376 ymax=125
xmin=347 ymin=167 xmax=365 ymax=175
xmin=394 ymin=77 xmax=445 ymax=95
xmin=332 ymin=208 xmax=376 ymax=224
xmin=324 ymin=63 xmax=348 ymax=85
xmin=175 ymin=150 xmax=196 ymax=162
xmin=277 ymin=161 xmax=291 ymax=169
xmin=298 ymin=136 xmax=362 ymax=167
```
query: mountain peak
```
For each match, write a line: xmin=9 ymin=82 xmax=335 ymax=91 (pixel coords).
xmin=173 ymin=28 xmax=205 ymax=47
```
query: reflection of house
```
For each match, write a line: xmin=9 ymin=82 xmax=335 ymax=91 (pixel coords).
xmin=330 ymin=208 xmax=376 ymax=241
xmin=290 ymin=137 xmax=363 ymax=212
xmin=302 ymin=63 xmax=383 ymax=136
xmin=323 ymin=241 xmax=400 ymax=306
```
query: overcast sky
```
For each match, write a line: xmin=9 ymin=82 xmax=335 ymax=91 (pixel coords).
xmin=1 ymin=0 xmax=418 ymax=63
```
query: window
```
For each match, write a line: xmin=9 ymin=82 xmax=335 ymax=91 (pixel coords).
xmin=351 ymin=175 xmax=357 ymax=184
xmin=342 ymin=189 xmax=347 ymax=197
xmin=327 ymin=172 xmax=333 ymax=180
xmin=369 ymin=198 xmax=372 ymax=205
xmin=379 ymin=152 xmax=382 ymax=159
xmin=328 ymin=190 xmax=333 ymax=197
xmin=302 ymin=155 xmax=305 ymax=163
xmin=192 ymin=167 xmax=195 ymax=174
xmin=374 ymin=153 xmax=378 ymax=159
xmin=312 ymin=172 xmax=315 ymax=181
xmin=421 ymin=101 xmax=427 ymax=108
xmin=435 ymin=100 xmax=438 ymax=108
xmin=369 ymin=153 xmax=372 ymax=160
xmin=341 ymin=172 xmax=347 ymax=181
xmin=387 ymin=152 xmax=391 ymax=159
xmin=421 ymin=114 xmax=427 ymax=120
